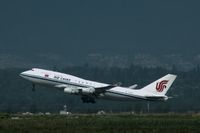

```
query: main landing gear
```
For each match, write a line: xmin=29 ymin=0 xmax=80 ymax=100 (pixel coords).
xmin=32 ymin=84 xmax=35 ymax=92
xmin=81 ymin=96 xmax=96 ymax=104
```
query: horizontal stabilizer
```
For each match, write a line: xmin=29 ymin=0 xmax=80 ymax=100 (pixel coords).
xmin=129 ymin=84 xmax=138 ymax=89
xmin=145 ymin=96 xmax=168 ymax=101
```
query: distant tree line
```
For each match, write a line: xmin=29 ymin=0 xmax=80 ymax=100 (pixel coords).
xmin=0 ymin=65 xmax=200 ymax=113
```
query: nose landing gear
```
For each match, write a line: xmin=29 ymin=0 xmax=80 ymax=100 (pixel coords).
xmin=32 ymin=84 xmax=35 ymax=92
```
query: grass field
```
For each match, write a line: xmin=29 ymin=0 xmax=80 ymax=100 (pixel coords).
xmin=0 ymin=114 xmax=199 ymax=133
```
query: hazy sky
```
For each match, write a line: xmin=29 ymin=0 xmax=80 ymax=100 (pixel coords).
xmin=0 ymin=0 xmax=199 ymax=56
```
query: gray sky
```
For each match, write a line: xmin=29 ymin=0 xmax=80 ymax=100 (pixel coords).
xmin=0 ymin=0 xmax=199 ymax=57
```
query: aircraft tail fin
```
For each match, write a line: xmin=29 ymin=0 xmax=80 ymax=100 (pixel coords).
xmin=140 ymin=74 xmax=177 ymax=96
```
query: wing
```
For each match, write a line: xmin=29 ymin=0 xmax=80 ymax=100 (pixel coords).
xmin=54 ymin=84 xmax=69 ymax=90
xmin=93 ymin=82 xmax=121 ymax=95
xmin=55 ymin=84 xmax=115 ymax=95
xmin=55 ymin=84 xmax=116 ymax=103
xmin=94 ymin=85 xmax=116 ymax=95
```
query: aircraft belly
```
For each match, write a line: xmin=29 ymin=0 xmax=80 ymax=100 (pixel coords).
xmin=102 ymin=91 xmax=135 ymax=101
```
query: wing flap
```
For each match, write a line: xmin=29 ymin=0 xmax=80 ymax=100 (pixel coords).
xmin=94 ymin=85 xmax=115 ymax=94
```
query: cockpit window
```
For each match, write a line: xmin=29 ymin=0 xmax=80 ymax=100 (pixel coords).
xmin=32 ymin=68 xmax=38 ymax=71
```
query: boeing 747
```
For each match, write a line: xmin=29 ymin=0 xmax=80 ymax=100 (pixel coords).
xmin=20 ymin=68 xmax=177 ymax=103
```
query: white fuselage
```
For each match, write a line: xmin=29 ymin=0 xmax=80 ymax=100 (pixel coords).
xmin=20 ymin=68 xmax=177 ymax=103
xmin=20 ymin=68 xmax=151 ymax=101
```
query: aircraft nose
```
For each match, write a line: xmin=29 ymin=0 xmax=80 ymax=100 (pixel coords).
xmin=19 ymin=71 xmax=26 ymax=77
xmin=19 ymin=70 xmax=31 ymax=77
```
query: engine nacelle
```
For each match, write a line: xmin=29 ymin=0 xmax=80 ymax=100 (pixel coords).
xmin=64 ymin=88 xmax=79 ymax=94
xmin=81 ymin=87 xmax=95 ymax=95
xmin=64 ymin=87 xmax=95 ymax=95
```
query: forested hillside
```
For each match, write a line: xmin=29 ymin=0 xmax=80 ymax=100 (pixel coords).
xmin=0 ymin=65 xmax=199 ymax=113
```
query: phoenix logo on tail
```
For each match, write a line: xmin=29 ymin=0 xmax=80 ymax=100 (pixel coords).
xmin=156 ymin=80 xmax=169 ymax=92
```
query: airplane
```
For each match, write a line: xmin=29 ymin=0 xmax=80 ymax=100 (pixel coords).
xmin=20 ymin=68 xmax=177 ymax=103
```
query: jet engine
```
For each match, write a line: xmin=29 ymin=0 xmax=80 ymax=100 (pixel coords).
xmin=64 ymin=87 xmax=79 ymax=94
xmin=79 ymin=87 xmax=95 ymax=95
xmin=64 ymin=87 xmax=95 ymax=95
